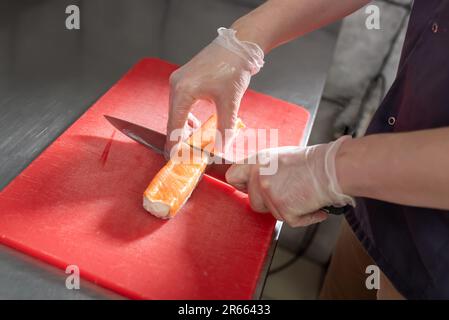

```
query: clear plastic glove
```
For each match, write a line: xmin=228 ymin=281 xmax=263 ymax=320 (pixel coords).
xmin=166 ymin=27 xmax=264 ymax=155
xmin=225 ymin=136 xmax=356 ymax=227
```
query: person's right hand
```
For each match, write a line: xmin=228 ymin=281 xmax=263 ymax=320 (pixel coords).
xmin=166 ymin=28 xmax=264 ymax=156
xmin=225 ymin=136 xmax=355 ymax=227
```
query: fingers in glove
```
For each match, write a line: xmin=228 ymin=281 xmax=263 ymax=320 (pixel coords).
xmin=287 ymin=211 xmax=328 ymax=228
xmin=225 ymin=163 xmax=251 ymax=192
xmin=183 ymin=112 xmax=201 ymax=139
xmin=187 ymin=113 xmax=201 ymax=130
xmin=258 ymin=176 xmax=286 ymax=222
xmin=215 ymin=97 xmax=240 ymax=153
xmin=166 ymin=80 xmax=196 ymax=156
xmin=247 ymin=167 xmax=270 ymax=213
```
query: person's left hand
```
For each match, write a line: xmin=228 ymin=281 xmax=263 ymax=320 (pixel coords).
xmin=225 ymin=136 xmax=355 ymax=227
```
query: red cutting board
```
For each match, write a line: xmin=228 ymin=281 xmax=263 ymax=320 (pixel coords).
xmin=0 ymin=58 xmax=309 ymax=299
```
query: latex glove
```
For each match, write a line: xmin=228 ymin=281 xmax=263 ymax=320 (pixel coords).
xmin=225 ymin=136 xmax=356 ymax=227
xmin=166 ymin=27 xmax=264 ymax=155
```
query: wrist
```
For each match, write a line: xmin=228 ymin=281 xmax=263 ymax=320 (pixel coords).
xmin=335 ymin=136 xmax=357 ymax=197
xmin=213 ymin=27 xmax=265 ymax=75
xmin=231 ymin=19 xmax=273 ymax=53
xmin=325 ymin=136 xmax=355 ymax=207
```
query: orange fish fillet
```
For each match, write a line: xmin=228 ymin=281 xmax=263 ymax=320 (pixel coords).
xmin=143 ymin=115 xmax=243 ymax=219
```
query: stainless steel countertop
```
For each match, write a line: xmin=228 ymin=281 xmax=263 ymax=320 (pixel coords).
xmin=0 ymin=0 xmax=339 ymax=299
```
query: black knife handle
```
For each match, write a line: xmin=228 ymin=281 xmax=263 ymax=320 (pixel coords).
xmin=321 ymin=205 xmax=351 ymax=215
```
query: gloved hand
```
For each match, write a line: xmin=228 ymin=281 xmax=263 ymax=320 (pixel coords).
xmin=225 ymin=136 xmax=356 ymax=227
xmin=166 ymin=27 xmax=264 ymax=155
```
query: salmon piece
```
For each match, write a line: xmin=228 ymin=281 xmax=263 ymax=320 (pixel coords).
xmin=142 ymin=144 xmax=209 ymax=218
xmin=143 ymin=115 xmax=243 ymax=219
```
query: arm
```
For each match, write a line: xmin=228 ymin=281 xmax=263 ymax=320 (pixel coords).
xmin=232 ymin=0 xmax=371 ymax=52
xmin=338 ymin=127 xmax=449 ymax=210
xmin=226 ymin=128 xmax=449 ymax=227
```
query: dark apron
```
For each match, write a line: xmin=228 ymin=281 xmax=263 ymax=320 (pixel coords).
xmin=346 ymin=0 xmax=449 ymax=299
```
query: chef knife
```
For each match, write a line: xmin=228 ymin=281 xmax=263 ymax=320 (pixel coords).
xmin=104 ymin=115 xmax=349 ymax=215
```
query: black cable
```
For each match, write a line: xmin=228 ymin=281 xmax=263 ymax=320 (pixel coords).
xmin=268 ymin=223 xmax=320 ymax=275
xmin=321 ymin=95 xmax=348 ymax=109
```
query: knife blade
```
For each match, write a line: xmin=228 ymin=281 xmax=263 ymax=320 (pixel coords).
xmin=104 ymin=115 xmax=349 ymax=216
xmin=103 ymin=115 xmax=231 ymax=181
